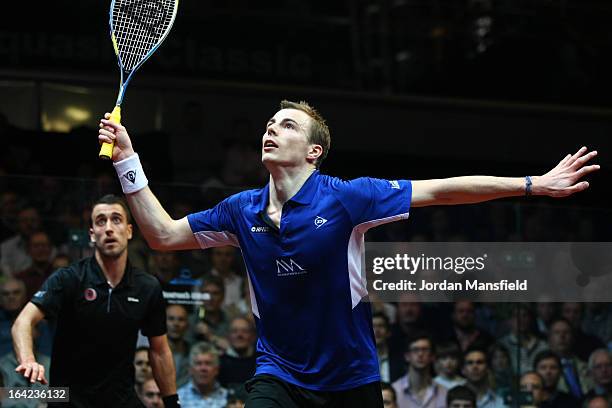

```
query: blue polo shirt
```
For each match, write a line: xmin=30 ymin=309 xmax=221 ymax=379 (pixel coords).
xmin=187 ymin=171 xmax=412 ymax=391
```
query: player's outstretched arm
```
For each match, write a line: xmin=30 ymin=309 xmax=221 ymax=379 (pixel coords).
xmin=411 ymin=146 xmax=599 ymax=207
xmin=98 ymin=114 xmax=199 ymax=251
xmin=148 ymin=335 xmax=179 ymax=407
xmin=12 ymin=303 xmax=48 ymax=384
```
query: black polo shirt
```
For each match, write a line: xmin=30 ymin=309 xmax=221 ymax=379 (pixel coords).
xmin=31 ymin=256 xmax=166 ymax=408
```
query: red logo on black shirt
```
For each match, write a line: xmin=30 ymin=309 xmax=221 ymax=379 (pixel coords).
xmin=84 ymin=288 xmax=97 ymax=301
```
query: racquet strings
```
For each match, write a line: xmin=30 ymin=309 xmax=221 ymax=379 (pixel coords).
xmin=111 ymin=0 xmax=176 ymax=71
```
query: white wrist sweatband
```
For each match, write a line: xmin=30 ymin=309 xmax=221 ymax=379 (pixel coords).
xmin=113 ymin=153 xmax=148 ymax=194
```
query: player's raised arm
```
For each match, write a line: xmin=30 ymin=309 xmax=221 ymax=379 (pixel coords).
xmin=411 ymin=146 xmax=599 ymax=207
xmin=98 ymin=114 xmax=198 ymax=251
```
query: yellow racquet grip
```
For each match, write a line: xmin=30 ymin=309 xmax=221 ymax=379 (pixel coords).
xmin=99 ymin=106 xmax=122 ymax=160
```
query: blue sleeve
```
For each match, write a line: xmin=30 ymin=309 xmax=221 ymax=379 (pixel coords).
xmin=334 ymin=177 xmax=412 ymax=227
xmin=186 ymin=195 xmax=240 ymax=248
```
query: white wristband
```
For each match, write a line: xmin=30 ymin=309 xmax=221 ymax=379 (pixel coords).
xmin=113 ymin=153 xmax=148 ymax=194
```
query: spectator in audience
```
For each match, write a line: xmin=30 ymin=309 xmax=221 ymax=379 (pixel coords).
xmin=207 ymin=246 xmax=243 ymax=307
xmin=488 ymin=344 xmax=513 ymax=395
xmin=166 ymin=304 xmax=191 ymax=388
xmin=218 ymin=316 xmax=256 ymax=390
xmin=389 ymin=294 xmax=428 ymax=366
xmin=178 ymin=342 xmax=228 ymax=408
xmin=0 ymin=206 xmax=41 ymax=275
xmin=137 ymin=377 xmax=164 ymax=408
xmin=226 ymin=395 xmax=246 ymax=408
xmin=462 ymin=347 xmax=506 ymax=408
xmin=447 ymin=385 xmax=477 ymax=408
xmin=519 ymin=372 xmax=546 ymax=407
xmin=149 ymin=250 xmax=182 ymax=290
xmin=583 ymin=303 xmax=612 ymax=346
xmin=561 ymin=303 xmax=605 ymax=361
xmin=585 ymin=349 xmax=612 ymax=401
xmin=134 ymin=346 xmax=153 ymax=390
xmin=392 ymin=331 xmax=447 ymax=408
xmin=548 ymin=318 xmax=592 ymax=399
xmin=373 ymin=312 xmax=393 ymax=382
xmin=382 ymin=382 xmax=398 ymax=408
xmin=535 ymin=302 xmax=557 ymax=338
xmin=446 ymin=301 xmax=493 ymax=353
xmin=0 ymin=191 xmax=21 ymax=242
xmin=0 ymin=278 xmax=28 ymax=355
xmin=51 ymin=253 xmax=71 ymax=269
xmin=434 ymin=341 xmax=466 ymax=390
xmin=499 ymin=304 xmax=548 ymax=375
xmin=194 ymin=276 xmax=232 ymax=344
xmin=583 ymin=395 xmax=610 ymax=408
xmin=534 ymin=350 xmax=580 ymax=408
xmin=15 ymin=231 xmax=54 ymax=299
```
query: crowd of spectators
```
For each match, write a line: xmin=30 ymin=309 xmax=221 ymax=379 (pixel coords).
xmin=1 ymin=118 xmax=611 ymax=406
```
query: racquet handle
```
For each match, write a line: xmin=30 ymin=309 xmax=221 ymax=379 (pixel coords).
xmin=99 ymin=106 xmax=122 ymax=160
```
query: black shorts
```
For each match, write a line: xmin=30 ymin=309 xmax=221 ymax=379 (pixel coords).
xmin=244 ymin=375 xmax=383 ymax=408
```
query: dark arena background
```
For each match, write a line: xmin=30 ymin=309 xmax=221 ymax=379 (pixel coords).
xmin=1 ymin=1 xmax=611 ymax=407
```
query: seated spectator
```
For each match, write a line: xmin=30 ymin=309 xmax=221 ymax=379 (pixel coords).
xmin=487 ymin=344 xmax=513 ymax=396
xmin=166 ymin=304 xmax=191 ymax=388
xmin=583 ymin=395 xmax=610 ymax=408
xmin=498 ymin=304 xmax=547 ymax=376
xmin=15 ymin=231 xmax=54 ymax=299
xmin=0 ymin=206 xmax=42 ymax=275
xmin=447 ymin=385 xmax=477 ymax=408
xmin=519 ymin=372 xmax=546 ymax=408
xmin=226 ymin=395 xmax=246 ymax=408
xmin=583 ymin=303 xmax=612 ymax=346
xmin=561 ymin=303 xmax=605 ymax=362
xmin=434 ymin=341 xmax=466 ymax=390
xmin=178 ymin=342 xmax=228 ymax=408
xmin=51 ymin=253 xmax=71 ymax=269
xmin=382 ymin=382 xmax=398 ymax=408
xmin=0 ymin=278 xmax=28 ymax=355
xmin=134 ymin=346 xmax=153 ymax=390
xmin=218 ymin=316 xmax=256 ymax=389
xmin=373 ymin=312 xmax=393 ymax=383
xmin=193 ymin=276 xmax=232 ymax=344
xmin=137 ymin=377 xmax=163 ymax=408
xmin=535 ymin=302 xmax=557 ymax=338
xmin=585 ymin=349 xmax=612 ymax=401
xmin=461 ymin=347 xmax=506 ymax=408
xmin=389 ymin=293 xmax=433 ymax=370
xmin=548 ymin=318 xmax=592 ymax=399
xmin=534 ymin=350 xmax=580 ymax=408
xmin=206 ymin=246 xmax=243 ymax=307
xmin=445 ymin=301 xmax=493 ymax=353
xmin=392 ymin=331 xmax=447 ymax=408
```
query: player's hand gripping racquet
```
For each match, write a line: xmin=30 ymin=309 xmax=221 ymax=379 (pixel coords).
xmin=99 ymin=0 xmax=179 ymax=159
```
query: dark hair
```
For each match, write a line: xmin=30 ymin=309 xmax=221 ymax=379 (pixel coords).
xmin=464 ymin=346 xmax=488 ymax=367
xmin=92 ymin=194 xmax=132 ymax=224
xmin=203 ymin=275 xmax=226 ymax=294
xmin=135 ymin=346 xmax=150 ymax=354
xmin=381 ymin=382 xmax=397 ymax=403
xmin=405 ymin=330 xmax=435 ymax=353
xmin=437 ymin=341 xmax=462 ymax=361
xmin=372 ymin=312 xmax=390 ymax=329
xmin=447 ymin=385 xmax=476 ymax=405
xmin=533 ymin=350 xmax=561 ymax=370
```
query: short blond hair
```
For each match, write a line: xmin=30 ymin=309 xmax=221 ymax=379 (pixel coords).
xmin=280 ymin=100 xmax=331 ymax=168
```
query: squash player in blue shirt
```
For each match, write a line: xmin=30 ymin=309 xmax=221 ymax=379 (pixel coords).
xmin=99 ymin=100 xmax=599 ymax=407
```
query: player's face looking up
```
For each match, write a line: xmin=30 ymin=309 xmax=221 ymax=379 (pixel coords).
xmin=89 ymin=203 xmax=133 ymax=259
xmin=262 ymin=109 xmax=321 ymax=169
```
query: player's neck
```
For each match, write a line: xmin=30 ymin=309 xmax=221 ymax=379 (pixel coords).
xmin=268 ymin=165 xmax=316 ymax=207
xmin=95 ymin=251 xmax=127 ymax=287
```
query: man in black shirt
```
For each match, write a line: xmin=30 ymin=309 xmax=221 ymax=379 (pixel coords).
xmin=11 ymin=195 xmax=179 ymax=408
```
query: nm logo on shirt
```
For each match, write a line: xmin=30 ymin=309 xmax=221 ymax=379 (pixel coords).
xmin=276 ymin=258 xmax=307 ymax=276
